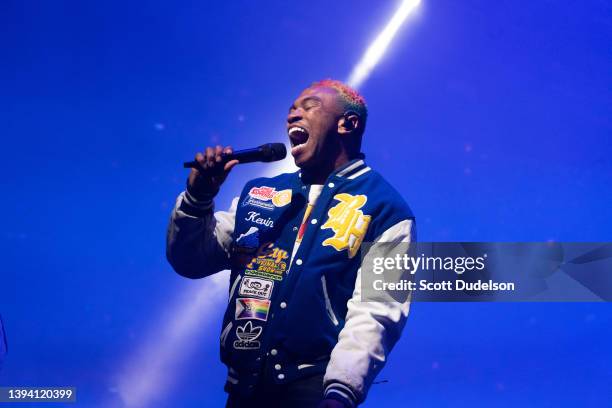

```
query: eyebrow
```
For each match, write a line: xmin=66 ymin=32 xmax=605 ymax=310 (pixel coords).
xmin=289 ymin=96 xmax=323 ymax=113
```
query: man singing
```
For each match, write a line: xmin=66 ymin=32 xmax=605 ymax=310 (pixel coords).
xmin=167 ymin=79 xmax=415 ymax=407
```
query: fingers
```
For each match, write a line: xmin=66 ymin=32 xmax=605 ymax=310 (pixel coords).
xmin=188 ymin=144 xmax=236 ymax=196
xmin=195 ymin=145 xmax=221 ymax=170
xmin=222 ymin=146 xmax=234 ymax=157
xmin=193 ymin=145 xmax=236 ymax=172
xmin=222 ymin=146 xmax=238 ymax=172
xmin=205 ymin=146 xmax=215 ymax=169
xmin=214 ymin=145 xmax=224 ymax=165
xmin=193 ymin=152 xmax=206 ymax=172
xmin=224 ymin=159 xmax=239 ymax=172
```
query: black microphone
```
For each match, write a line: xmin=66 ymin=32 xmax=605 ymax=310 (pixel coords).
xmin=183 ymin=143 xmax=287 ymax=169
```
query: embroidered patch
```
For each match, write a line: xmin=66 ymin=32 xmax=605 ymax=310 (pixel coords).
xmin=245 ymin=243 xmax=289 ymax=281
xmin=243 ymin=186 xmax=277 ymax=210
xmin=245 ymin=211 xmax=274 ymax=228
xmin=272 ymin=189 xmax=292 ymax=207
xmin=235 ymin=298 xmax=271 ymax=321
xmin=321 ymin=193 xmax=371 ymax=258
xmin=235 ymin=227 xmax=260 ymax=250
xmin=239 ymin=276 xmax=274 ymax=299
xmin=233 ymin=321 xmax=262 ymax=350
xmin=243 ymin=186 xmax=292 ymax=211
xmin=249 ymin=186 xmax=277 ymax=201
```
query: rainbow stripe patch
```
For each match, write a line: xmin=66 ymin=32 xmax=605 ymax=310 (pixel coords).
xmin=235 ymin=298 xmax=270 ymax=321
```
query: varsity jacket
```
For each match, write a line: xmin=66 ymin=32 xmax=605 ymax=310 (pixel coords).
xmin=166 ymin=158 xmax=416 ymax=406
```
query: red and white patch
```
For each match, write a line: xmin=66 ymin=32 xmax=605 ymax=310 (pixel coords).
xmin=248 ymin=186 xmax=277 ymax=201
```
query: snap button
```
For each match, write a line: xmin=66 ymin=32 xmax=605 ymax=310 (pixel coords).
xmin=302 ymin=186 xmax=307 ymax=190
xmin=295 ymin=259 xmax=303 ymax=266
xmin=328 ymin=182 xmax=335 ymax=188
xmin=277 ymin=374 xmax=285 ymax=380
xmin=293 ymin=226 xmax=298 ymax=231
xmin=270 ymin=349 xmax=278 ymax=356
xmin=280 ymin=302 xmax=287 ymax=309
xmin=311 ymin=219 xmax=317 ymax=225
xmin=274 ymin=364 xmax=282 ymax=370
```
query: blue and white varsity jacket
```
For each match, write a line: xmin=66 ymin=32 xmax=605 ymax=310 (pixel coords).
xmin=167 ymin=158 xmax=416 ymax=406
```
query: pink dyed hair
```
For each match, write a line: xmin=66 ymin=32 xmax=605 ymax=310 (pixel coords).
xmin=310 ymin=79 xmax=368 ymax=122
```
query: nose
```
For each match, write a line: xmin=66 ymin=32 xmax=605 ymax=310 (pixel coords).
xmin=287 ymin=109 xmax=302 ymax=124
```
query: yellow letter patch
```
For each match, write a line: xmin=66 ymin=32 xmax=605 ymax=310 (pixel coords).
xmin=321 ymin=193 xmax=371 ymax=258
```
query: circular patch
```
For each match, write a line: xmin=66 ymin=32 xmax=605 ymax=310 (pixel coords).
xmin=272 ymin=189 xmax=292 ymax=207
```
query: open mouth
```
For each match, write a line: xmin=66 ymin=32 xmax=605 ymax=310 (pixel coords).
xmin=288 ymin=126 xmax=309 ymax=149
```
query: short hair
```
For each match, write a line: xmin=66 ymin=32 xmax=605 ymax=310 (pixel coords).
xmin=310 ymin=79 xmax=368 ymax=124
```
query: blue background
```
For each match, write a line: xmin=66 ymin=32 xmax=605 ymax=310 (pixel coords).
xmin=1 ymin=0 xmax=611 ymax=406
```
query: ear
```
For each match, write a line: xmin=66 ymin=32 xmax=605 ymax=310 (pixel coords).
xmin=337 ymin=112 xmax=360 ymax=136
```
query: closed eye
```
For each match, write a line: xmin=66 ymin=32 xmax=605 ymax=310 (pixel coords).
xmin=302 ymin=97 xmax=321 ymax=111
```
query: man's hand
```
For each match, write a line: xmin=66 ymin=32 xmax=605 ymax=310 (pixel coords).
xmin=318 ymin=398 xmax=350 ymax=408
xmin=187 ymin=145 xmax=239 ymax=200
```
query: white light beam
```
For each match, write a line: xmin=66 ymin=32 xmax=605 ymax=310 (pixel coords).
xmin=347 ymin=0 xmax=421 ymax=89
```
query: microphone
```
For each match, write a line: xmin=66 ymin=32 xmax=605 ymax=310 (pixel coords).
xmin=183 ymin=143 xmax=287 ymax=169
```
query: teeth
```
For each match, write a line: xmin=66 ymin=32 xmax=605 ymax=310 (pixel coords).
xmin=288 ymin=126 xmax=306 ymax=136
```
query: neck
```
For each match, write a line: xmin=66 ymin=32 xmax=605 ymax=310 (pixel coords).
xmin=300 ymin=165 xmax=333 ymax=185
xmin=300 ymin=150 xmax=358 ymax=185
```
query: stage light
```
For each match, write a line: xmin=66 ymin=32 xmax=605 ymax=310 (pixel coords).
xmin=348 ymin=0 xmax=421 ymax=89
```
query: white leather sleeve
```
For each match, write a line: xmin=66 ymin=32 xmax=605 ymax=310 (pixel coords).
xmin=324 ymin=218 xmax=416 ymax=405
xmin=166 ymin=192 xmax=238 ymax=279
